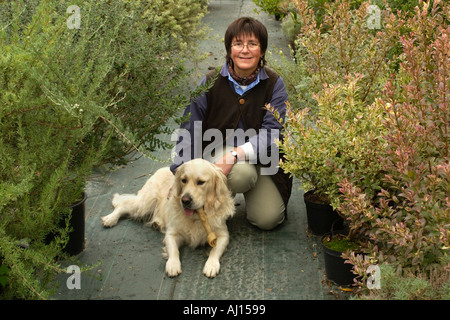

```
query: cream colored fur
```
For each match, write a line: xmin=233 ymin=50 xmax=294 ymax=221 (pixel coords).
xmin=101 ymin=159 xmax=235 ymax=278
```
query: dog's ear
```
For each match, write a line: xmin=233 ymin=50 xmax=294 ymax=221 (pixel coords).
xmin=205 ymin=165 xmax=230 ymax=215
xmin=173 ymin=164 xmax=185 ymax=197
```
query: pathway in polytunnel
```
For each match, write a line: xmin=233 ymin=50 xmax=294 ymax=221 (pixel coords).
xmin=54 ymin=0 xmax=349 ymax=301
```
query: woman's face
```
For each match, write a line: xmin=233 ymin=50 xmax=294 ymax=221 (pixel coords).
xmin=230 ymin=33 xmax=264 ymax=77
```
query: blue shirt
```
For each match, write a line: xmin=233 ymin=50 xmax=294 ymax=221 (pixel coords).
xmin=227 ymin=70 xmax=260 ymax=95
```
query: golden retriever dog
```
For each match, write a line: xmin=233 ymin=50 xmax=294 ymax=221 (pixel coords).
xmin=101 ymin=159 xmax=235 ymax=278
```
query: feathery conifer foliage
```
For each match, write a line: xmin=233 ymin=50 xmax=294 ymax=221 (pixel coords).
xmin=0 ymin=0 xmax=205 ymax=299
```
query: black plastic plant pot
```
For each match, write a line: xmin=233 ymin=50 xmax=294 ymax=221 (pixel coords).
xmin=304 ymin=190 xmax=343 ymax=235
xmin=321 ymin=232 xmax=356 ymax=286
xmin=64 ymin=192 xmax=87 ymax=256
xmin=46 ymin=192 xmax=87 ymax=256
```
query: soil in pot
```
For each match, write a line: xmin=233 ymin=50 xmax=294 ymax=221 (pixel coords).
xmin=321 ymin=232 xmax=361 ymax=286
xmin=304 ymin=190 xmax=343 ymax=235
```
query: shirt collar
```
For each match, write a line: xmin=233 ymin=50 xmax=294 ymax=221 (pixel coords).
xmin=220 ymin=62 xmax=268 ymax=80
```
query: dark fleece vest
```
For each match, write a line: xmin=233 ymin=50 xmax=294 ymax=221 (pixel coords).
xmin=203 ymin=67 xmax=293 ymax=212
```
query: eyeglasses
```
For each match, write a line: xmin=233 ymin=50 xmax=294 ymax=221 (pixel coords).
xmin=231 ymin=42 xmax=260 ymax=51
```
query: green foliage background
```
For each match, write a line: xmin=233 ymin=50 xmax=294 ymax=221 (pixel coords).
xmin=0 ymin=0 xmax=207 ymax=299
xmin=268 ymin=0 xmax=449 ymax=299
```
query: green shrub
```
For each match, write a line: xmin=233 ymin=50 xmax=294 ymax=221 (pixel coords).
xmin=373 ymin=0 xmax=421 ymax=17
xmin=273 ymin=0 xmax=404 ymax=113
xmin=275 ymin=75 xmax=388 ymax=210
xmin=0 ymin=0 xmax=201 ymax=299
xmin=253 ymin=0 xmax=286 ymax=19
xmin=339 ymin=0 xmax=449 ymax=296
xmin=350 ymin=263 xmax=450 ymax=300
xmin=280 ymin=7 xmax=303 ymax=48
xmin=141 ymin=0 xmax=209 ymax=52
xmin=272 ymin=0 xmax=448 ymax=299
xmin=88 ymin=0 xmax=195 ymax=165
xmin=272 ymin=0 xmax=402 ymax=209
xmin=0 ymin=0 xmax=129 ymax=299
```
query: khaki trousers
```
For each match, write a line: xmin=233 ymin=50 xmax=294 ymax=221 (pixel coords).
xmin=205 ymin=146 xmax=285 ymax=230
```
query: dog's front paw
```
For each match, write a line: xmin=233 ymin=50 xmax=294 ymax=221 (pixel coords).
xmin=101 ymin=213 xmax=118 ymax=227
xmin=203 ymin=258 xmax=220 ymax=278
xmin=165 ymin=258 xmax=182 ymax=277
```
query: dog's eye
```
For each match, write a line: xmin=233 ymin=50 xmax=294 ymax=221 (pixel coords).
xmin=181 ymin=178 xmax=187 ymax=184
xmin=197 ymin=180 xmax=205 ymax=186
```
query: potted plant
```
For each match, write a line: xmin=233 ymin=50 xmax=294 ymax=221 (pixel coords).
xmin=276 ymin=72 xmax=388 ymax=235
xmin=0 ymin=0 xmax=124 ymax=298
xmin=321 ymin=229 xmax=363 ymax=286
xmin=278 ymin=73 xmax=391 ymax=283
xmin=303 ymin=190 xmax=343 ymax=235
xmin=281 ymin=3 xmax=303 ymax=50
xmin=1 ymin=0 xmax=204 ymax=299
xmin=45 ymin=192 xmax=87 ymax=256
xmin=271 ymin=0 xmax=401 ymax=234
xmin=64 ymin=192 xmax=87 ymax=256
xmin=253 ymin=0 xmax=286 ymax=20
xmin=338 ymin=0 xmax=450 ymax=297
xmin=270 ymin=0 xmax=406 ymax=286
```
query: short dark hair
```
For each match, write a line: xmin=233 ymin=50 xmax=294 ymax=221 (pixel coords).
xmin=224 ymin=17 xmax=268 ymax=67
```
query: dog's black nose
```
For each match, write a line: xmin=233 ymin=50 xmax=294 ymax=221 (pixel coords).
xmin=181 ymin=194 xmax=192 ymax=207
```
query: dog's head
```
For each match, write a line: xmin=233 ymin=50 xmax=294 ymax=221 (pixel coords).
xmin=174 ymin=159 xmax=231 ymax=217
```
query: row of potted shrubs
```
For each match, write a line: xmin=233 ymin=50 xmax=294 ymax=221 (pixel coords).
xmin=0 ymin=0 xmax=209 ymax=299
xmin=55 ymin=0 xmax=449 ymax=299
xmin=2 ymin=0 xmax=448 ymax=300
xmin=268 ymin=0 xmax=449 ymax=298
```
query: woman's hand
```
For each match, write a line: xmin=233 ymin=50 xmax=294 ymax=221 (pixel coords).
xmin=214 ymin=147 xmax=245 ymax=176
